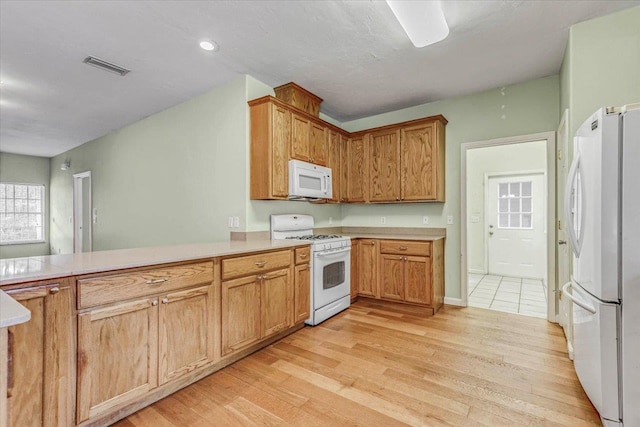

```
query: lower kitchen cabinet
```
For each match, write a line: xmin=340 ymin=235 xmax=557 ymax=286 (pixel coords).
xmin=380 ymin=254 xmax=405 ymax=301
xmin=261 ymin=269 xmax=293 ymax=337
xmin=5 ymin=280 xmax=74 ymax=427
xmin=294 ymin=263 xmax=310 ymax=324
xmin=350 ymin=239 xmax=359 ymax=301
xmin=353 ymin=238 xmax=444 ymax=314
xmin=357 ymin=239 xmax=379 ymax=297
xmin=221 ymin=275 xmax=261 ymax=356
xmin=158 ymin=285 xmax=215 ymax=384
xmin=222 ymin=266 xmax=294 ymax=357
xmin=77 ymin=297 xmax=159 ymax=422
xmin=76 ymin=261 xmax=217 ymax=423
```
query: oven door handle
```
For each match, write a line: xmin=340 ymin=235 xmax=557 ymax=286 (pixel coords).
xmin=314 ymin=247 xmax=351 ymax=257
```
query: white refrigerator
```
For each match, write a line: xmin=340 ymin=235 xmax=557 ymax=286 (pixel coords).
xmin=563 ymin=105 xmax=639 ymax=426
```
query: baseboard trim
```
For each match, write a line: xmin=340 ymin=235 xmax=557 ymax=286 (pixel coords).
xmin=468 ymin=269 xmax=485 ymax=275
xmin=444 ymin=297 xmax=465 ymax=306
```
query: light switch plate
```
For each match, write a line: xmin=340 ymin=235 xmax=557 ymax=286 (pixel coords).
xmin=233 ymin=216 xmax=240 ymax=228
xmin=228 ymin=217 xmax=234 ymax=228
xmin=381 ymin=216 xmax=386 ymax=225
xmin=422 ymin=216 xmax=429 ymax=225
xmin=447 ymin=215 xmax=454 ymax=225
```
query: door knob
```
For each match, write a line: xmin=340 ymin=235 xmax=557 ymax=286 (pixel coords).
xmin=559 ymin=240 xmax=567 ymax=245
xmin=489 ymin=232 xmax=494 ymax=236
xmin=489 ymin=225 xmax=494 ymax=228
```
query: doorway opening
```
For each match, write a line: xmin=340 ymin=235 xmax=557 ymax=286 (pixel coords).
xmin=73 ymin=171 xmax=92 ymax=253
xmin=461 ymin=132 xmax=556 ymax=321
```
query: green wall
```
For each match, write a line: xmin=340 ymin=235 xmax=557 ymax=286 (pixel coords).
xmin=564 ymin=6 xmax=640 ymax=136
xmin=341 ymin=75 xmax=560 ymax=300
xmin=50 ymin=76 xmax=249 ymax=254
xmin=0 ymin=152 xmax=50 ymax=258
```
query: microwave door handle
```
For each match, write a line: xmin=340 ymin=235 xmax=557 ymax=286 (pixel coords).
xmin=322 ymin=174 xmax=328 ymax=194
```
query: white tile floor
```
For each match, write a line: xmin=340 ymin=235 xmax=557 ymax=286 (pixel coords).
xmin=468 ymin=273 xmax=547 ymax=318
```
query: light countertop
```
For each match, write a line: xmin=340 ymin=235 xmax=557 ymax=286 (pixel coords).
xmin=0 ymin=240 xmax=309 ymax=287
xmin=0 ymin=289 xmax=31 ymax=327
xmin=341 ymin=233 xmax=445 ymax=241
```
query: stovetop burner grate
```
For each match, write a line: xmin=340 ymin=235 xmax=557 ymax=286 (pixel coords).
xmin=285 ymin=234 xmax=344 ymax=241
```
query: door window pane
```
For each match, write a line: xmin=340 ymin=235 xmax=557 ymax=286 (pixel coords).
xmin=497 ymin=180 xmax=533 ymax=229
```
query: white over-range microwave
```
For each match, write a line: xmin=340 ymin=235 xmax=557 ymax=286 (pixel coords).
xmin=288 ymin=159 xmax=332 ymax=200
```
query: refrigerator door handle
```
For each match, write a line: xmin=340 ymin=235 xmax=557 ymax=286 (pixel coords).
xmin=565 ymin=152 xmax=585 ymax=257
xmin=562 ymin=281 xmax=596 ymax=314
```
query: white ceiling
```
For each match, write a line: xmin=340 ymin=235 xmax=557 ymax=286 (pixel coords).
xmin=1 ymin=0 xmax=637 ymax=158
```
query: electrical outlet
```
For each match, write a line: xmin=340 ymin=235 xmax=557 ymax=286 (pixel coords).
xmin=233 ymin=216 xmax=240 ymax=228
xmin=422 ymin=216 xmax=429 ymax=225
xmin=381 ymin=216 xmax=386 ymax=225
xmin=447 ymin=215 xmax=454 ymax=225
xmin=329 ymin=217 xmax=333 ymax=225
xmin=228 ymin=217 xmax=234 ymax=227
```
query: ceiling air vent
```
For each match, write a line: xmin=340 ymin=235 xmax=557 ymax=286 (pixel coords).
xmin=83 ymin=56 xmax=130 ymax=76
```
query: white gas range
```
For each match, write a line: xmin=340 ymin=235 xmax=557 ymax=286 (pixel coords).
xmin=270 ymin=214 xmax=351 ymax=325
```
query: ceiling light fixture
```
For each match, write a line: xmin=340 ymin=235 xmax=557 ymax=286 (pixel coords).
xmin=386 ymin=0 xmax=449 ymax=48
xmin=83 ymin=56 xmax=130 ymax=76
xmin=199 ymin=40 xmax=218 ymax=51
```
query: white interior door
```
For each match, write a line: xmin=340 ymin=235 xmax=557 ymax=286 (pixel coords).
xmin=487 ymin=173 xmax=546 ymax=279
xmin=73 ymin=171 xmax=92 ymax=253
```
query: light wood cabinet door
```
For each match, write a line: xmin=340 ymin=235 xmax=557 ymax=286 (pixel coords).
xmin=327 ymin=130 xmax=342 ymax=202
xmin=350 ymin=239 xmax=359 ymax=300
xmin=358 ymin=239 xmax=379 ymax=297
xmin=309 ymin=122 xmax=327 ymax=165
xmin=291 ymin=112 xmax=310 ymax=162
xmin=221 ymin=275 xmax=261 ymax=356
xmin=343 ymin=136 xmax=368 ymax=202
xmin=6 ymin=282 xmax=74 ymax=427
xmin=77 ymin=297 xmax=158 ymax=422
xmin=380 ymin=255 xmax=405 ymax=301
xmin=293 ymin=264 xmax=310 ymax=324
xmin=249 ymin=99 xmax=291 ymax=200
xmin=271 ymin=103 xmax=291 ymax=198
xmin=401 ymin=122 xmax=436 ymax=201
xmin=404 ymin=256 xmax=431 ymax=305
xmin=261 ymin=268 xmax=293 ymax=338
xmin=158 ymin=285 xmax=215 ymax=385
xmin=369 ymin=129 xmax=401 ymax=202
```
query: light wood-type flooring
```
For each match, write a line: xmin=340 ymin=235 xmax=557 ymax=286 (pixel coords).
xmin=113 ymin=299 xmax=600 ymax=426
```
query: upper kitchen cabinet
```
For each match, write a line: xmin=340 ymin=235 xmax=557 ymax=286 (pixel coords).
xmin=326 ymin=129 xmax=343 ymax=203
xmin=368 ymin=128 xmax=401 ymax=202
xmin=249 ymin=97 xmax=291 ymax=200
xmin=341 ymin=135 xmax=368 ymax=203
xmin=291 ymin=113 xmax=327 ymax=166
xmin=363 ymin=116 xmax=447 ymax=203
xmin=401 ymin=119 xmax=446 ymax=202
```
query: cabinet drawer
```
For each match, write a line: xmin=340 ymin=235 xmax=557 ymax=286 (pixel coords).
xmin=222 ymin=250 xmax=291 ymax=280
xmin=78 ymin=261 xmax=214 ymax=309
xmin=379 ymin=240 xmax=431 ymax=256
xmin=295 ymin=247 xmax=311 ymax=265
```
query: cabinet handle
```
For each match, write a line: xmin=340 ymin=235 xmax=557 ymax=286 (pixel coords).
xmin=257 ymin=275 xmax=263 ymax=280
xmin=404 ymin=256 xmax=408 ymax=261
xmin=255 ymin=261 xmax=267 ymax=268
xmin=162 ymin=298 xmax=169 ymax=304
xmin=300 ymin=253 xmax=308 ymax=258
xmin=398 ymin=256 xmax=403 ymax=260
xmin=370 ymin=241 xmax=375 ymax=246
xmin=146 ymin=278 xmax=168 ymax=285
xmin=399 ymin=246 xmax=408 ymax=251
xmin=49 ymin=286 xmax=60 ymax=294
xmin=396 ymin=197 xmax=400 ymax=201
xmin=151 ymin=300 xmax=158 ymax=306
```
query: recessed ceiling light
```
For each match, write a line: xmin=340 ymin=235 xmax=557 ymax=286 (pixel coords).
xmin=199 ymin=40 xmax=218 ymax=51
